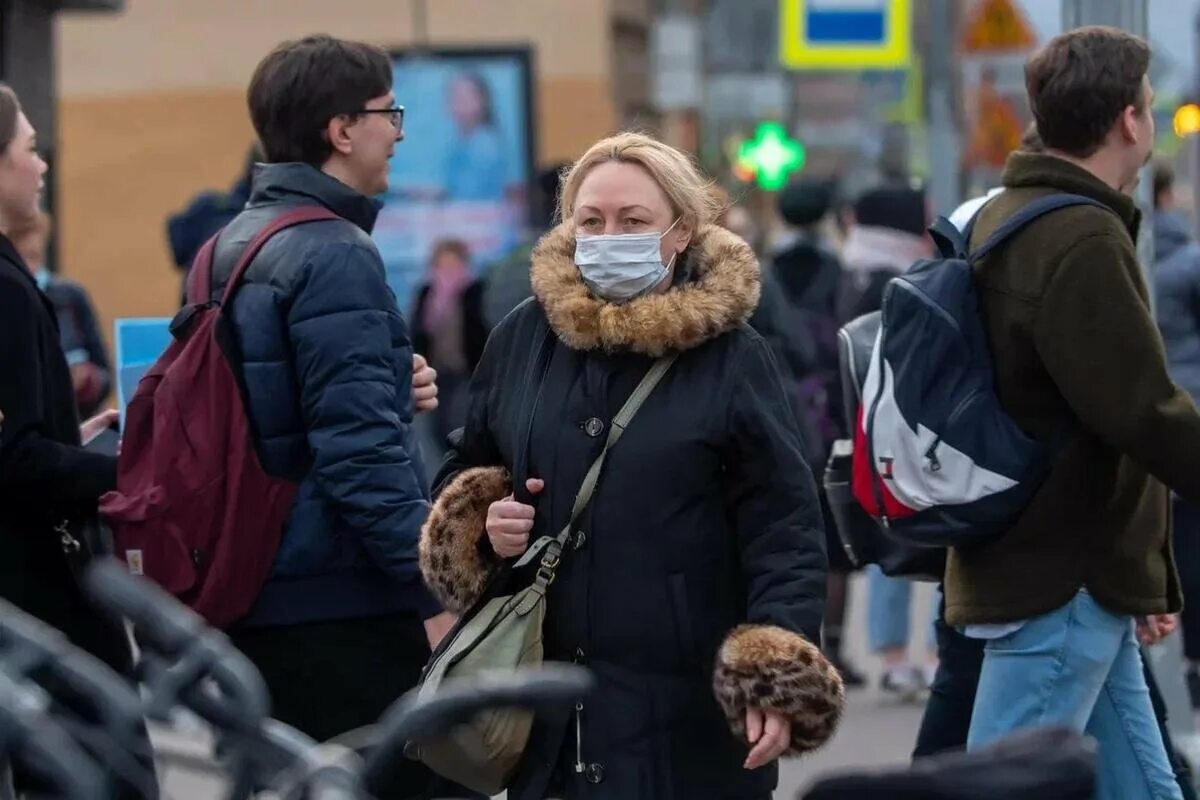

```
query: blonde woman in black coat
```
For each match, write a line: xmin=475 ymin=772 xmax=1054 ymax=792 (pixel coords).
xmin=421 ymin=132 xmax=842 ymax=799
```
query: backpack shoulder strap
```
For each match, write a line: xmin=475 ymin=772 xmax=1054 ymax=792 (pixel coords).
xmin=219 ymin=206 xmax=343 ymax=308
xmin=968 ymin=193 xmax=1111 ymax=264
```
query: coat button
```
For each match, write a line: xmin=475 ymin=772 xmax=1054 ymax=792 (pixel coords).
xmin=585 ymin=763 xmax=605 ymax=784
xmin=584 ymin=417 xmax=605 ymax=438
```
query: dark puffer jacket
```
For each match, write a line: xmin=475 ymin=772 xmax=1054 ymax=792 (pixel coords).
xmin=208 ymin=163 xmax=437 ymax=626
xmin=420 ymin=223 xmax=841 ymax=799
xmin=1154 ymin=211 xmax=1200 ymax=405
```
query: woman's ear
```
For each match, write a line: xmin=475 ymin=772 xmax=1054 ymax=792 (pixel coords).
xmin=675 ymin=220 xmax=695 ymax=253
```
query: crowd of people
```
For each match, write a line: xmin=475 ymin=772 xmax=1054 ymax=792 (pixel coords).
xmin=1 ymin=21 xmax=1200 ymax=800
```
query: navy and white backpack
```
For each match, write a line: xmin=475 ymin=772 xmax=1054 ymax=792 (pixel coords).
xmin=850 ymin=194 xmax=1106 ymax=547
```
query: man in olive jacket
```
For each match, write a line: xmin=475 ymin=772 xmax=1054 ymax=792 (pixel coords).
xmin=953 ymin=27 xmax=1200 ymax=800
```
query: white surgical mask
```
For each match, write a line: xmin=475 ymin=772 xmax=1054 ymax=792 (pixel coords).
xmin=574 ymin=218 xmax=681 ymax=303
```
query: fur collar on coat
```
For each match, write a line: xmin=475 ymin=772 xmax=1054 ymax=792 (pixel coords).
xmin=529 ymin=222 xmax=761 ymax=357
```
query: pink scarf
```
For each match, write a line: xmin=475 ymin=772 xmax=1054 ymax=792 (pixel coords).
xmin=423 ymin=267 xmax=473 ymax=331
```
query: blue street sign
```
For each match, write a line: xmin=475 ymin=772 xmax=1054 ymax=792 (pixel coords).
xmin=780 ymin=0 xmax=911 ymax=70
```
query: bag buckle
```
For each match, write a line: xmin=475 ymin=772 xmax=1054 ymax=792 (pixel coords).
xmin=540 ymin=550 xmax=561 ymax=570
xmin=535 ymin=565 xmax=557 ymax=586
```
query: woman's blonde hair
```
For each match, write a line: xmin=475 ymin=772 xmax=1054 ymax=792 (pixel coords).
xmin=557 ymin=132 xmax=724 ymax=232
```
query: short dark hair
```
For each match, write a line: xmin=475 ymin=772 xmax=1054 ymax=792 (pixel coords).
xmin=0 ymin=83 xmax=22 ymax=156
xmin=1025 ymin=26 xmax=1150 ymax=158
xmin=1152 ymin=158 xmax=1175 ymax=209
xmin=247 ymin=35 xmax=392 ymax=166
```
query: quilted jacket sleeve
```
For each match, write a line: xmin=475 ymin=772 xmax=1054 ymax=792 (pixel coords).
xmin=725 ymin=334 xmax=828 ymax=643
xmin=711 ymin=332 xmax=841 ymax=757
xmin=286 ymin=241 xmax=437 ymax=614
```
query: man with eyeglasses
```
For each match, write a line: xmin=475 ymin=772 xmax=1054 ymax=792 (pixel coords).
xmin=199 ymin=34 xmax=458 ymax=797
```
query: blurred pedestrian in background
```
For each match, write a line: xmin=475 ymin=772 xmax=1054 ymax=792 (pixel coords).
xmin=166 ymin=145 xmax=257 ymax=304
xmin=1152 ymin=157 xmax=1200 ymax=707
xmin=770 ymin=179 xmax=867 ymax=688
xmin=838 ymin=182 xmax=939 ymax=700
xmin=482 ymin=162 xmax=567 ymax=328
xmin=9 ymin=210 xmax=111 ymax=419
xmin=837 ymin=184 xmax=931 ymax=324
xmin=411 ymin=237 xmax=487 ymax=464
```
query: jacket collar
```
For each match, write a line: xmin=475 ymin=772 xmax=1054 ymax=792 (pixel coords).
xmin=1002 ymin=152 xmax=1141 ymax=238
xmin=0 ymin=233 xmax=33 ymax=286
xmin=248 ymin=163 xmax=382 ymax=234
xmin=530 ymin=222 xmax=760 ymax=357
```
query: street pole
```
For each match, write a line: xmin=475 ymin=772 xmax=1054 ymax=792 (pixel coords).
xmin=925 ymin=0 xmax=961 ymax=217
xmin=1193 ymin=10 xmax=1200 ymax=241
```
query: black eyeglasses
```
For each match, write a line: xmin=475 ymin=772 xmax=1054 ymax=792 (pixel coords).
xmin=356 ymin=105 xmax=404 ymax=130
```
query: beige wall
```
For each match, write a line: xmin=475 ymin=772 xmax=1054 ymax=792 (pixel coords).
xmin=53 ymin=0 xmax=619 ymax=348
xmin=58 ymin=0 xmax=614 ymax=94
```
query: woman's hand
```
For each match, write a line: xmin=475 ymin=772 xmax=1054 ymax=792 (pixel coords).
xmin=80 ymin=408 xmax=119 ymax=446
xmin=743 ymin=707 xmax=791 ymax=770
xmin=486 ymin=478 xmax=544 ymax=557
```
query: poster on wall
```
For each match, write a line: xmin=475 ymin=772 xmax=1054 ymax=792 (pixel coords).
xmin=113 ymin=317 xmax=172 ymax=427
xmin=376 ymin=46 xmax=537 ymax=316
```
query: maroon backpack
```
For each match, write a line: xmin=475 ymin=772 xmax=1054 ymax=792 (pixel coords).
xmin=100 ymin=206 xmax=339 ymax=628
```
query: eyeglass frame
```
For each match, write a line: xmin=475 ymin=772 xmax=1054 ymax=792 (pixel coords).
xmin=354 ymin=105 xmax=405 ymax=130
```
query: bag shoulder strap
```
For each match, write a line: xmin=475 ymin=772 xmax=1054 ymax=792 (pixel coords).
xmin=968 ymin=193 xmax=1110 ymax=264
xmin=527 ymin=353 xmax=679 ymax=586
xmin=512 ymin=316 xmax=557 ymax=505
xmin=214 ymin=206 xmax=342 ymax=308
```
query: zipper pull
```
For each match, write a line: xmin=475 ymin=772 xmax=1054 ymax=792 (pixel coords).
xmin=574 ymin=700 xmax=586 ymax=774
xmin=925 ymin=440 xmax=942 ymax=473
xmin=572 ymin=645 xmax=588 ymax=774
xmin=56 ymin=521 xmax=81 ymax=554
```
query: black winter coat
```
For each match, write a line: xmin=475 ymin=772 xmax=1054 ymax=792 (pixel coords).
xmin=0 ymin=237 xmax=128 ymax=670
xmin=420 ymin=224 xmax=841 ymax=800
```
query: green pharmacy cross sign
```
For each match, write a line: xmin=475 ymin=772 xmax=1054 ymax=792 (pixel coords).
xmin=736 ymin=122 xmax=806 ymax=191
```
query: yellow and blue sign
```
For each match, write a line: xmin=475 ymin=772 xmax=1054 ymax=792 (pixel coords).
xmin=780 ymin=0 xmax=911 ymax=71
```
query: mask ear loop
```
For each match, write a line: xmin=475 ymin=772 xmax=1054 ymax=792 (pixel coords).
xmin=660 ymin=217 xmax=684 ymax=276
xmin=659 ymin=217 xmax=682 ymax=240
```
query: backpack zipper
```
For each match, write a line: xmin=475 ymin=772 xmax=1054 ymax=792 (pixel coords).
xmin=925 ymin=391 xmax=980 ymax=474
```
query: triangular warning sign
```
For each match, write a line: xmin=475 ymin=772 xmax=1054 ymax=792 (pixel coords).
xmin=963 ymin=0 xmax=1038 ymax=54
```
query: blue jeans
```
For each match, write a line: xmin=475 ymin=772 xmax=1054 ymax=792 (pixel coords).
xmin=968 ymin=591 xmax=1183 ymax=800
xmin=866 ymin=566 xmax=937 ymax=653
